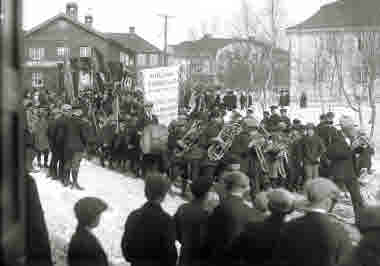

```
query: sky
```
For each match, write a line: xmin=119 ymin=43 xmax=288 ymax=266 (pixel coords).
xmin=23 ymin=0 xmax=336 ymax=49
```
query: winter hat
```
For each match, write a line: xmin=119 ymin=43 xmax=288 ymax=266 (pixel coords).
xmin=74 ymin=197 xmax=108 ymax=226
xmin=191 ymin=176 xmax=214 ymax=199
xmin=267 ymin=188 xmax=294 ymax=214
xmin=357 ymin=205 xmax=380 ymax=232
xmin=144 ymin=175 xmax=171 ymax=201
xmin=305 ymin=178 xmax=340 ymax=206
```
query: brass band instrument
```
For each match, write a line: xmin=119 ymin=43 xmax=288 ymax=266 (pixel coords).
xmin=254 ymin=145 xmax=269 ymax=173
xmin=175 ymin=120 xmax=206 ymax=157
xmin=208 ymin=122 xmax=243 ymax=161
xmin=352 ymin=134 xmax=372 ymax=150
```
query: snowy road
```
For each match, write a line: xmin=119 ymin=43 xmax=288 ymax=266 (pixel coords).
xmin=32 ymin=160 xmax=185 ymax=266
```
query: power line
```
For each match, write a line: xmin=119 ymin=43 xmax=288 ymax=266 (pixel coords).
xmin=157 ymin=14 xmax=175 ymax=66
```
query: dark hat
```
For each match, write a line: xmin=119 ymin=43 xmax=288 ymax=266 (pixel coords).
xmin=320 ymin=114 xmax=327 ymax=120
xmin=144 ymin=175 xmax=171 ymax=201
xmin=293 ymin=118 xmax=301 ymax=125
xmin=191 ymin=177 xmax=214 ymax=198
xmin=357 ymin=205 xmax=380 ymax=231
xmin=270 ymin=105 xmax=278 ymax=110
xmin=263 ymin=111 xmax=270 ymax=115
xmin=267 ymin=188 xmax=294 ymax=214
xmin=74 ymin=197 xmax=108 ymax=226
xmin=326 ymin=111 xmax=335 ymax=119
xmin=280 ymin=108 xmax=287 ymax=113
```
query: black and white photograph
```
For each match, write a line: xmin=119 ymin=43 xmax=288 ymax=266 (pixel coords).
xmin=2 ymin=0 xmax=380 ymax=265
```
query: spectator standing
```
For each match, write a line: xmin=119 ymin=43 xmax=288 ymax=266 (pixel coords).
xmin=121 ymin=175 xmax=177 ymax=266
xmin=68 ymin=197 xmax=109 ymax=266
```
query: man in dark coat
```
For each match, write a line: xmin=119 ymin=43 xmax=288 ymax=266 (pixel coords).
xmin=62 ymin=107 xmax=89 ymax=190
xmin=267 ymin=105 xmax=281 ymax=131
xmin=121 ymin=175 xmax=178 ymax=266
xmin=269 ymin=178 xmax=352 ymax=266
xmin=279 ymin=108 xmax=291 ymax=129
xmin=174 ymin=177 xmax=214 ymax=266
xmin=260 ymin=111 xmax=271 ymax=131
xmin=240 ymin=92 xmax=247 ymax=110
xmin=301 ymin=123 xmax=326 ymax=186
xmin=68 ymin=197 xmax=109 ymax=266
xmin=223 ymin=91 xmax=237 ymax=111
xmin=340 ymin=205 xmax=380 ymax=266
xmin=230 ymin=189 xmax=295 ymax=266
xmin=326 ymin=115 xmax=364 ymax=223
xmin=204 ymin=172 xmax=260 ymax=266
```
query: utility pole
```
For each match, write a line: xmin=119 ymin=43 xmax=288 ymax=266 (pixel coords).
xmin=157 ymin=14 xmax=175 ymax=66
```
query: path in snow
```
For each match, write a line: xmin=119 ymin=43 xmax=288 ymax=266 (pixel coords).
xmin=32 ymin=160 xmax=185 ymax=266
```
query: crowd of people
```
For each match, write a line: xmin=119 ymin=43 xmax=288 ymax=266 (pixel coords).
xmin=22 ymin=82 xmax=379 ymax=266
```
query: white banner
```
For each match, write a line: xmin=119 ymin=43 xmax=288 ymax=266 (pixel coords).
xmin=140 ymin=66 xmax=180 ymax=126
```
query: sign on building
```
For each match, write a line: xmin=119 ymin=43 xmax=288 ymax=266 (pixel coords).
xmin=140 ymin=66 xmax=180 ymax=126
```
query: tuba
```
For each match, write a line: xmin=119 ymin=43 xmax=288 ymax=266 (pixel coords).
xmin=175 ymin=120 xmax=206 ymax=157
xmin=208 ymin=122 xmax=243 ymax=161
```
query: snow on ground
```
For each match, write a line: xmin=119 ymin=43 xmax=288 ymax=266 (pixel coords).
xmin=32 ymin=103 xmax=380 ymax=266
xmin=32 ymin=160 xmax=185 ymax=266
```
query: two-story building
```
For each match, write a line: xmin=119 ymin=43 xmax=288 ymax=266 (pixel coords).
xmin=168 ymin=34 xmax=290 ymax=99
xmin=23 ymin=2 xmax=162 ymax=92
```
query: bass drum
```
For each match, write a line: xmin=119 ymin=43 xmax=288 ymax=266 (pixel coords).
xmin=140 ymin=124 xmax=169 ymax=155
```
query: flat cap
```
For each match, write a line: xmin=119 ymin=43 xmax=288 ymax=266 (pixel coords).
xmin=270 ymin=105 xmax=278 ymax=110
xmin=224 ymin=171 xmax=249 ymax=189
xmin=74 ymin=197 xmax=108 ymax=225
xmin=267 ymin=188 xmax=294 ymax=214
xmin=305 ymin=178 xmax=340 ymax=204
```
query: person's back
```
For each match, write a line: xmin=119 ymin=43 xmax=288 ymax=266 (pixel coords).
xmin=274 ymin=212 xmax=350 ymax=266
xmin=121 ymin=175 xmax=177 ymax=266
xmin=63 ymin=117 xmax=87 ymax=153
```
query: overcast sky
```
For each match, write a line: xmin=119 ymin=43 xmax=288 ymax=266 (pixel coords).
xmin=23 ymin=0 xmax=336 ymax=49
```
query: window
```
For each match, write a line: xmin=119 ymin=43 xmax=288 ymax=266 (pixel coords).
xmin=57 ymin=47 xmax=70 ymax=57
xmin=150 ymin=54 xmax=159 ymax=66
xmin=29 ymin=48 xmax=45 ymax=61
xmin=137 ymin=54 xmax=146 ymax=66
xmin=80 ymin=46 xmax=91 ymax=57
xmin=120 ymin=52 xmax=130 ymax=65
xmin=32 ymin=72 xmax=44 ymax=88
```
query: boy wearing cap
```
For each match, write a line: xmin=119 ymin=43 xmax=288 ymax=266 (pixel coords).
xmin=271 ymin=178 xmax=351 ymax=266
xmin=121 ymin=175 xmax=177 ymax=266
xmin=68 ymin=197 xmax=109 ymax=266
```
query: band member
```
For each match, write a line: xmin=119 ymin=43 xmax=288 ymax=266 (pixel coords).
xmin=62 ymin=106 xmax=89 ymax=190
xmin=267 ymin=105 xmax=281 ymax=131
xmin=279 ymin=108 xmax=291 ymax=129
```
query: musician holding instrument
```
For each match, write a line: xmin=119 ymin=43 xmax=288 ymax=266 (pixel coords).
xmin=326 ymin=115 xmax=365 ymax=224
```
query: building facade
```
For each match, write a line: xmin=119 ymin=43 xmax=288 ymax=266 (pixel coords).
xmin=286 ymin=0 xmax=380 ymax=102
xmin=168 ymin=34 xmax=290 ymax=99
xmin=23 ymin=2 xmax=162 ymax=92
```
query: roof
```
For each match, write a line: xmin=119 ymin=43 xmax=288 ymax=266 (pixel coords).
xmin=170 ymin=36 xmax=289 ymax=57
xmin=287 ymin=0 xmax=380 ymax=33
xmin=104 ymin=33 xmax=161 ymax=53
xmin=24 ymin=13 xmax=158 ymax=54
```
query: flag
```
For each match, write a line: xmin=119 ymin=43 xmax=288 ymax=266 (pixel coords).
xmin=63 ymin=55 xmax=75 ymax=103
xmin=91 ymin=46 xmax=106 ymax=74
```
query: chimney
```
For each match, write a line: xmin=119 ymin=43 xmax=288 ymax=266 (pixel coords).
xmin=85 ymin=13 xmax=93 ymax=27
xmin=129 ymin=26 xmax=135 ymax=34
xmin=66 ymin=2 xmax=78 ymax=21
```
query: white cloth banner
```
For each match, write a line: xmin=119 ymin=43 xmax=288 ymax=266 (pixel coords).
xmin=140 ymin=66 xmax=180 ymax=126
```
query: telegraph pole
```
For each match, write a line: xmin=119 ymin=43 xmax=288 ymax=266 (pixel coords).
xmin=157 ymin=14 xmax=175 ymax=66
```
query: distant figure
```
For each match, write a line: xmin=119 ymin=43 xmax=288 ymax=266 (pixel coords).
xmin=300 ymin=92 xmax=307 ymax=108
xmin=68 ymin=197 xmax=109 ymax=266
